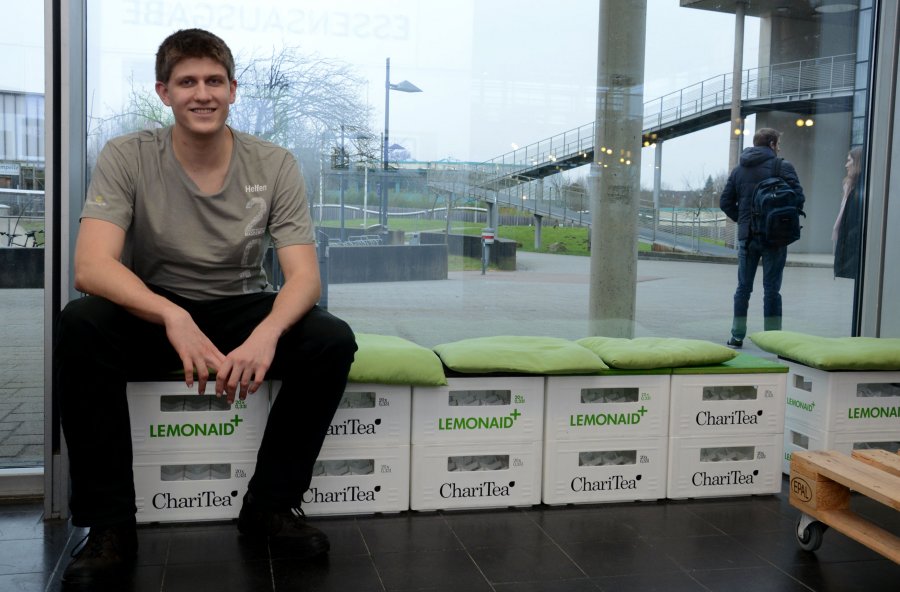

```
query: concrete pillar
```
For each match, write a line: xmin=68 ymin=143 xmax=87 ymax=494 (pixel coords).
xmin=589 ymin=0 xmax=646 ymax=338
xmin=652 ymin=140 xmax=663 ymax=242
xmin=729 ymin=1 xmax=747 ymax=170
xmin=534 ymin=214 xmax=543 ymax=250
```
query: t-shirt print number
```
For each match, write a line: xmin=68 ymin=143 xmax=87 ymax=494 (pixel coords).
xmin=239 ymin=197 xmax=267 ymax=293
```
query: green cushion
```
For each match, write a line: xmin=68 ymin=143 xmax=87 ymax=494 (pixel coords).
xmin=433 ymin=336 xmax=608 ymax=375
xmin=576 ymin=336 xmax=737 ymax=370
xmin=749 ymin=330 xmax=900 ymax=371
xmin=348 ymin=333 xmax=447 ymax=386
xmin=672 ymin=353 xmax=788 ymax=374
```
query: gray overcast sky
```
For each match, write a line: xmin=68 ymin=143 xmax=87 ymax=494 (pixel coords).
xmin=6 ymin=0 xmax=760 ymax=189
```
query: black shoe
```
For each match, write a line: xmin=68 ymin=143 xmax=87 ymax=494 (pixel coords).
xmin=62 ymin=519 xmax=137 ymax=586
xmin=727 ymin=337 xmax=743 ymax=348
xmin=237 ymin=494 xmax=329 ymax=557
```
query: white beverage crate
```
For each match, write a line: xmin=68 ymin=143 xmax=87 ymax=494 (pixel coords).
xmin=302 ymin=445 xmax=410 ymax=516
xmin=781 ymin=422 xmax=900 ymax=475
xmin=133 ymin=450 xmax=255 ymax=523
xmin=544 ymin=374 xmax=670 ymax=441
xmin=542 ymin=437 xmax=668 ymax=505
xmin=784 ymin=360 xmax=900 ymax=433
xmin=668 ymin=372 xmax=786 ymax=437
xmin=412 ymin=377 xmax=544 ymax=445
xmin=667 ymin=433 xmax=783 ymax=499
xmin=128 ymin=381 xmax=268 ymax=454
xmin=410 ymin=440 xmax=542 ymax=511
xmin=322 ymin=383 xmax=411 ymax=448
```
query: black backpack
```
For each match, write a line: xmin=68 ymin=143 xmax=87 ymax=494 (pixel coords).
xmin=751 ymin=158 xmax=805 ymax=248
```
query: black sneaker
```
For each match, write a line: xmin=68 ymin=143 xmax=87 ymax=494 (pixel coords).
xmin=727 ymin=338 xmax=743 ymax=348
xmin=237 ymin=494 xmax=329 ymax=557
xmin=61 ymin=519 xmax=137 ymax=587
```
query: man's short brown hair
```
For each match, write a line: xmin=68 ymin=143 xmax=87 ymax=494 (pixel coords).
xmin=753 ymin=128 xmax=781 ymax=148
xmin=155 ymin=29 xmax=235 ymax=83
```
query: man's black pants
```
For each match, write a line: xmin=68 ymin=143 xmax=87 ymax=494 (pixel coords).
xmin=55 ymin=288 xmax=357 ymax=528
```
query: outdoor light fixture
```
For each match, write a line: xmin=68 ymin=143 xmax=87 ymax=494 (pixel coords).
xmin=381 ymin=57 xmax=423 ymax=228
xmin=811 ymin=1 xmax=859 ymax=13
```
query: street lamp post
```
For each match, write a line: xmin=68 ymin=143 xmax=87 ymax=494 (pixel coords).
xmin=381 ymin=57 xmax=423 ymax=229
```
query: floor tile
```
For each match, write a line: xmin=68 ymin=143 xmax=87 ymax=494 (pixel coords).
xmin=272 ymin=554 xmax=383 ymax=592
xmin=785 ymin=560 xmax=900 ymax=592
xmin=467 ymin=543 xmax=585 ymax=584
xmin=163 ymin=560 xmax=272 ymax=592
xmin=445 ymin=509 xmax=549 ymax=549
xmin=527 ymin=506 xmax=639 ymax=543
xmin=690 ymin=565 xmax=812 ymax=592
xmin=561 ymin=538 xmax=681 ymax=577
xmin=685 ymin=500 xmax=795 ymax=535
xmin=592 ymin=570 xmax=708 ymax=592
xmin=358 ymin=513 xmax=460 ymax=554
xmin=166 ymin=523 xmax=269 ymax=564
xmin=647 ymin=534 xmax=766 ymax=571
xmin=371 ymin=548 xmax=492 ymax=591
xmin=494 ymin=578 xmax=601 ymax=591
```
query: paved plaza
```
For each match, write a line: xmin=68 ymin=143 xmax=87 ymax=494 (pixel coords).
xmin=0 ymin=250 xmax=847 ymax=467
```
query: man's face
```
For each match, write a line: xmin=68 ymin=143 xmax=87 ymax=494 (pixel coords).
xmin=155 ymin=57 xmax=236 ymax=138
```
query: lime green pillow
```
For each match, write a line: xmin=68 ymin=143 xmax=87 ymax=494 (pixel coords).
xmin=749 ymin=330 xmax=900 ymax=371
xmin=576 ymin=336 xmax=737 ymax=370
xmin=348 ymin=333 xmax=447 ymax=386
xmin=433 ymin=336 xmax=608 ymax=374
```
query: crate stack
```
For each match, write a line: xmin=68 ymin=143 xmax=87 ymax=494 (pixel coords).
xmin=410 ymin=376 xmax=544 ymax=510
xmin=782 ymin=362 xmax=900 ymax=474
xmin=302 ymin=383 xmax=411 ymax=516
xmin=127 ymin=381 xmax=269 ymax=523
xmin=666 ymin=355 xmax=787 ymax=499
xmin=542 ymin=369 xmax=671 ymax=505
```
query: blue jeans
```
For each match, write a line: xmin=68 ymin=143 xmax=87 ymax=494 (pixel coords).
xmin=731 ymin=237 xmax=787 ymax=341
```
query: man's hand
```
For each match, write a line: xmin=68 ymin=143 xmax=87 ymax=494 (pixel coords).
xmin=163 ymin=308 xmax=226 ymax=395
xmin=215 ymin=328 xmax=279 ymax=404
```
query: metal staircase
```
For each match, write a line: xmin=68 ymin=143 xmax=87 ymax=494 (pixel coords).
xmin=429 ymin=53 xmax=856 ymax=229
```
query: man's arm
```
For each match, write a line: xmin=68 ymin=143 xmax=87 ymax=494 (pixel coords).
xmin=215 ymin=243 xmax=321 ymax=402
xmin=74 ymin=218 xmax=226 ymax=392
xmin=782 ymin=160 xmax=806 ymax=208
xmin=719 ymin=172 xmax=739 ymax=222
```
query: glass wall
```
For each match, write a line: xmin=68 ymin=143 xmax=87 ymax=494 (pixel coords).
xmin=77 ymin=0 xmax=871 ymax=352
xmin=0 ymin=4 xmax=45 ymax=474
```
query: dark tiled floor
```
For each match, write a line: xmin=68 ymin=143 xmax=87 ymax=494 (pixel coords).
xmin=2 ymin=476 xmax=898 ymax=592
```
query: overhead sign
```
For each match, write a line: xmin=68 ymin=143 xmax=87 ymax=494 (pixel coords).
xmin=0 ymin=163 xmax=21 ymax=176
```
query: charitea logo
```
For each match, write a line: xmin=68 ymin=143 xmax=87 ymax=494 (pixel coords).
xmin=150 ymin=415 xmax=244 ymax=438
xmin=848 ymin=406 xmax=900 ymax=420
xmin=440 ymin=481 xmax=514 ymax=498
xmin=152 ymin=490 xmax=238 ymax=509
xmin=695 ymin=409 xmax=762 ymax=426
xmin=303 ymin=485 xmax=381 ymax=504
xmin=327 ymin=418 xmax=381 ymax=436
xmin=692 ymin=469 xmax=758 ymax=486
xmin=570 ymin=406 xmax=648 ymax=427
xmin=438 ymin=409 xmax=521 ymax=431
xmin=571 ymin=474 xmax=640 ymax=492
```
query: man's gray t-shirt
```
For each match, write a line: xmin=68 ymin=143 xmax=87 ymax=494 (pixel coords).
xmin=82 ymin=127 xmax=314 ymax=300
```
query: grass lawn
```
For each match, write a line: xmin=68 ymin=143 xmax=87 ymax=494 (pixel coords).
xmin=320 ymin=220 xmax=652 ymax=257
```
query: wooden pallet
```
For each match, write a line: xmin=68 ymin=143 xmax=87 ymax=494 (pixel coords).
xmin=790 ymin=449 xmax=900 ymax=563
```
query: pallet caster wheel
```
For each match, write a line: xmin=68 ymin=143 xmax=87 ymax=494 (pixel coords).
xmin=796 ymin=514 xmax=827 ymax=552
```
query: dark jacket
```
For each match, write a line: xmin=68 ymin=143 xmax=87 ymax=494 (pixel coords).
xmin=719 ymin=146 xmax=805 ymax=242
xmin=833 ymin=187 xmax=861 ymax=279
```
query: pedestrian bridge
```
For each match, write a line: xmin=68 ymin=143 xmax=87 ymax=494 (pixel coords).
xmin=427 ymin=53 xmax=855 ymax=231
